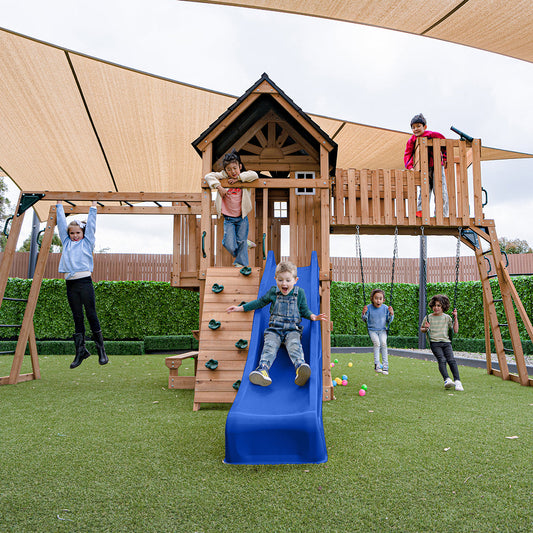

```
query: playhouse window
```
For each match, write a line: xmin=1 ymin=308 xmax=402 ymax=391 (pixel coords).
xmin=274 ymin=201 xmax=287 ymax=218
xmin=295 ymin=171 xmax=315 ymax=195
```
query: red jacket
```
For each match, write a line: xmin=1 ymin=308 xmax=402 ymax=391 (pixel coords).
xmin=404 ymin=130 xmax=446 ymax=170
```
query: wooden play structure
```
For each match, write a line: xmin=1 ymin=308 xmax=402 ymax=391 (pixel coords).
xmin=0 ymin=74 xmax=531 ymax=398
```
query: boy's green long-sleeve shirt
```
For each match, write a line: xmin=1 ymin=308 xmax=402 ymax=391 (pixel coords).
xmin=242 ymin=286 xmax=313 ymax=319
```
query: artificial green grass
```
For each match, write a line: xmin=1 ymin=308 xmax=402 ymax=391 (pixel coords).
xmin=0 ymin=353 xmax=531 ymax=532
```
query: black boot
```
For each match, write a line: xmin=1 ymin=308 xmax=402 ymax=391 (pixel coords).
xmin=93 ymin=330 xmax=109 ymax=365
xmin=71 ymin=333 xmax=91 ymax=369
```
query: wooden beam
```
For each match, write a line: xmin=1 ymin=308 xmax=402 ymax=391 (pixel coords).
xmin=7 ymin=206 xmax=56 ymax=384
xmin=27 ymin=191 xmax=202 ymax=203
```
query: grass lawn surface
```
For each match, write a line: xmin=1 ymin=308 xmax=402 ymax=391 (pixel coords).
xmin=0 ymin=353 xmax=531 ymax=532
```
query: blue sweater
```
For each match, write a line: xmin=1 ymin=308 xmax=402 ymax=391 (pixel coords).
xmin=362 ymin=304 xmax=393 ymax=331
xmin=57 ymin=204 xmax=96 ymax=278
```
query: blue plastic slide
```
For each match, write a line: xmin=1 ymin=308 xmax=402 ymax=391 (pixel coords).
xmin=224 ymin=250 xmax=327 ymax=465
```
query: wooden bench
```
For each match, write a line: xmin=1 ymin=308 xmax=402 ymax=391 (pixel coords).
xmin=165 ymin=352 xmax=198 ymax=389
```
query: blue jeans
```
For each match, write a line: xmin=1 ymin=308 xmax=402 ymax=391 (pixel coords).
xmin=260 ymin=330 xmax=305 ymax=369
xmin=222 ymin=215 xmax=249 ymax=266
xmin=368 ymin=329 xmax=388 ymax=371
xmin=259 ymin=287 xmax=305 ymax=369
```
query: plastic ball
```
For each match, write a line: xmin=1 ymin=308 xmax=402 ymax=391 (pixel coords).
xmin=332 ymin=380 xmax=337 ymax=387
xmin=342 ymin=375 xmax=348 ymax=381
xmin=342 ymin=380 xmax=348 ymax=386
xmin=358 ymin=389 xmax=366 ymax=397
xmin=348 ymin=362 xmax=353 ymax=367
xmin=330 ymin=362 xmax=335 ymax=368
xmin=334 ymin=359 xmax=339 ymax=363
xmin=335 ymin=377 xmax=342 ymax=385
xmin=361 ymin=384 xmax=368 ymax=391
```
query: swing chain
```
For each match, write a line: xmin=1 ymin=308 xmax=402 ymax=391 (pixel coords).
xmin=421 ymin=226 xmax=428 ymax=313
xmin=453 ymin=227 xmax=462 ymax=311
xmin=355 ymin=225 xmax=366 ymax=335
xmin=389 ymin=226 xmax=399 ymax=307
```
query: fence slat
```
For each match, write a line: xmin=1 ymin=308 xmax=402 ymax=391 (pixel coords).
xmin=2 ymin=252 xmax=533 ymax=284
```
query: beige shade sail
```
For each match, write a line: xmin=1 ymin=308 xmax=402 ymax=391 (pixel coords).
xmin=0 ymin=28 xmax=531 ymax=221
xmin=187 ymin=0 xmax=533 ymax=64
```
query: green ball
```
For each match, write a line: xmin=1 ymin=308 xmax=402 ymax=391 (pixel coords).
xmin=360 ymin=384 xmax=368 ymax=391
xmin=334 ymin=359 xmax=339 ymax=363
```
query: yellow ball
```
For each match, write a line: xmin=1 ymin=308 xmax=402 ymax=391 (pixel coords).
xmin=348 ymin=362 xmax=353 ymax=367
xmin=335 ymin=377 xmax=342 ymax=385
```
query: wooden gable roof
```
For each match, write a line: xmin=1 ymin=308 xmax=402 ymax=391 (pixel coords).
xmin=192 ymin=73 xmax=338 ymax=175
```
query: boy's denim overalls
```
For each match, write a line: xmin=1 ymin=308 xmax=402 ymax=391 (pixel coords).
xmin=259 ymin=286 xmax=306 ymax=369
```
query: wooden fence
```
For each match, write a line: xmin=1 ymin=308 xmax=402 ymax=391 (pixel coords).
xmin=3 ymin=252 xmax=533 ymax=284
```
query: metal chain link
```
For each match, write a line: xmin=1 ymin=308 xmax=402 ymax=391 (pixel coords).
xmin=421 ymin=226 xmax=427 ymax=312
xmin=453 ymin=227 xmax=462 ymax=311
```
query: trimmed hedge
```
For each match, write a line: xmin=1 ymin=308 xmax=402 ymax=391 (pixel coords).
xmin=1 ymin=276 xmax=532 ymax=353
xmin=0 ymin=278 xmax=199 ymax=340
xmin=144 ymin=335 xmax=199 ymax=352
xmin=0 ymin=339 xmax=145 ymax=356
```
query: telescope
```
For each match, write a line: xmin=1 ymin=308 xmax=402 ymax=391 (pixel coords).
xmin=450 ymin=126 xmax=474 ymax=143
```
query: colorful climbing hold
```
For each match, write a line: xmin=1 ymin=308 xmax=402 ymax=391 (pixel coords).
xmin=205 ymin=359 xmax=218 ymax=370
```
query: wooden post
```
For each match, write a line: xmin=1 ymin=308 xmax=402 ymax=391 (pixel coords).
xmin=171 ymin=205 xmax=181 ymax=287
xmin=445 ymin=140 xmax=457 ymax=224
xmin=458 ymin=141 xmax=470 ymax=225
xmin=321 ymin=280 xmax=333 ymax=401
xmin=371 ymin=169 xmax=380 ymax=223
xmin=347 ymin=168 xmax=357 ymax=224
xmin=200 ymin=144 xmax=213 ymax=278
xmin=8 ymin=206 xmax=56 ymax=384
xmin=262 ymin=188 xmax=269 ymax=267
xmin=432 ymin=139 xmax=444 ymax=225
xmin=360 ymin=169 xmax=369 ymax=224
xmin=471 ymin=139 xmax=484 ymax=225
xmin=383 ymin=169 xmax=393 ymax=225
xmin=473 ymin=242 xmax=509 ymax=379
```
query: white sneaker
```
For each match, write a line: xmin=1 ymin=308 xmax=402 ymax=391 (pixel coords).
xmin=444 ymin=378 xmax=454 ymax=389
xmin=454 ymin=380 xmax=464 ymax=391
xmin=382 ymin=370 xmax=389 ymax=375
xmin=374 ymin=364 xmax=382 ymax=373
xmin=247 ymin=239 xmax=256 ymax=248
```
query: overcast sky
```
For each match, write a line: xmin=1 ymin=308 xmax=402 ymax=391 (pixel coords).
xmin=1 ymin=0 xmax=532 ymax=258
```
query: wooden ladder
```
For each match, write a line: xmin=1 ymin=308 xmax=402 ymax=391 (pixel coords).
xmin=0 ymin=203 xmax=56 ymax=385
xmin=193 ymin=266 xmax=261 ymax=411
xmin=472 ymin=225 xmax=532 ymax=386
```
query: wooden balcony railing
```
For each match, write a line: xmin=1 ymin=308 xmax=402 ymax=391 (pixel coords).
xmin=332 ymin=138 xmax=485 ymax=229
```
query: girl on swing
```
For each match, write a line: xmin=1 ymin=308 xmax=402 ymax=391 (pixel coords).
xmin=362 ymin=289 xmax=394 ymax=375
xmin=421 ymin=294 xmax=463 ymax=391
